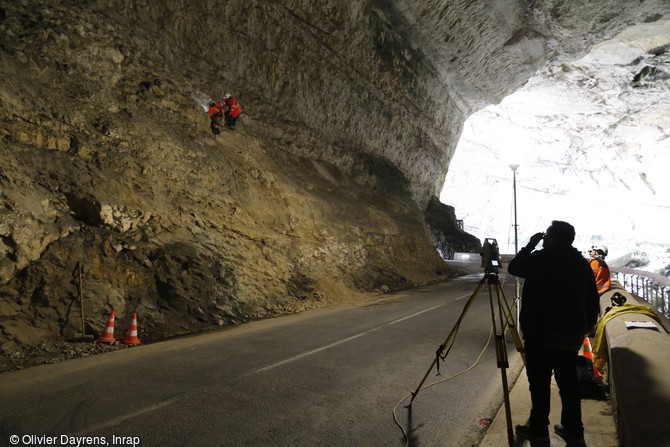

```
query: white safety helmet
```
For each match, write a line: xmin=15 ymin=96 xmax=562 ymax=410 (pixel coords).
xmin=591 ymin=245 xmax=608 ymax=257
xmin=223 ymin=93 xmax=231 ymax=99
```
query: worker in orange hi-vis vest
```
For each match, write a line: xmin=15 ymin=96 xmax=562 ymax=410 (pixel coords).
xmin=222 ymin=93 xmax=242 ymax=130
xmin=589 ymin=245 xmax=611 ymax=295
xmin=207 ymin=100 xmax=225 ymax=135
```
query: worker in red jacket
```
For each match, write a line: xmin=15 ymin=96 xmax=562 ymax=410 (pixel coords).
xmin=207 ymin=101 xmax=225 ymax=135
xmin=223 ymin=93 xmax=242 ymax=130
xmin=589 ymin=245 xmax=612 ymax=295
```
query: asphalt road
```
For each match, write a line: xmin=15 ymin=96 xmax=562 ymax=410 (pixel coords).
xmin=0 ymin=269 xmax=523 ymax=447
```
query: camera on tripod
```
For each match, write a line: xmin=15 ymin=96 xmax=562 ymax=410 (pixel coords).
xmin=409 ymin=235 xmax=524 ymax=429
xmin=480 ymin=238 xmax=502 ymax=272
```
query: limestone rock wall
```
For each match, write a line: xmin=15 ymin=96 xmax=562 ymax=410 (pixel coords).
xmin=1 ymin=0 xmax=667 ymax=367
xmin=0 ymin=0 xmax=459 ymax=366
xmin=91 ymin=0 xmax=462 ymax=205
xmin=92 ymin=0 xmax=668 ymax=204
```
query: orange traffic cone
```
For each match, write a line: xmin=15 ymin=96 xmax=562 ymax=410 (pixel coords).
xmin=582 ymin=337 xmax=603 ymax=380
xmin=98 ymin=310 xmax=117 ymax=343
xmin=123 ymin=312 xmax=141 ymax=345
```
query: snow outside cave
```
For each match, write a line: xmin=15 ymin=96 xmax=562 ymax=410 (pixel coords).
xmin=440 ymin=17 xmax=670 ymax=274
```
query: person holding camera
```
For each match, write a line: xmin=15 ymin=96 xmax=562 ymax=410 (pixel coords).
xmin=508 ymin=221 xmax=600 ymax=446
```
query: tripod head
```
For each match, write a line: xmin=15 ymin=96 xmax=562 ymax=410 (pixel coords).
xmin=480 ymin=238 xmax=502 ymax=274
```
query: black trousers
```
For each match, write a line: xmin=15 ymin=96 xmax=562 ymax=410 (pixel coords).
xmin=524 ymin=342 xmax=583 ymax=436
xmin=225 ymin=112 xmax=239 ymax=128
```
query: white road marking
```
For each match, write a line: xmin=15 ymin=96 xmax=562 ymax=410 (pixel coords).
xmin=75 ymin=395 xmax=185 ymax=436
xmin=248 ymin=293 xmax=471 ymax=375
xmin=76 ymin=292 xmax=471 ymax=432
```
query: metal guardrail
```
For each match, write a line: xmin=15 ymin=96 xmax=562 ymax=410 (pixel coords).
xmin=611 ymin=267 xmax=670 ymax=319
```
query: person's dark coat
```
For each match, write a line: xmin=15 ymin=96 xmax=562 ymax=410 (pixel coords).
xmin=508 ymin=245 xmax=600 ymax=351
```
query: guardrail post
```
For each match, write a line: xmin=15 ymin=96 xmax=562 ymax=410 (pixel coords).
xmin=645 ymin=278 xmax=650 ymax=304
xmin=610 ymin=268 xmax=670 ymax=320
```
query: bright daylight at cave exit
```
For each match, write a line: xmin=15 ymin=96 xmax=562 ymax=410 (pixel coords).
xmin=441 ymin=17 xmax=670 ymax=273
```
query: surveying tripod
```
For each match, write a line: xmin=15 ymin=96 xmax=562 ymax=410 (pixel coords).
xmin=408 ymin=268 xmax=526 ymax=447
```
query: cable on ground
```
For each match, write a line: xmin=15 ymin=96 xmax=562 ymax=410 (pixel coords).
xmin=392 ymin=326 xmax=494 ymax=447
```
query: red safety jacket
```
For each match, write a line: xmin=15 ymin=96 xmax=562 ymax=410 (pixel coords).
xmin=590 ymin=258 xmax=612 ymax=294
xmin=208 ymin=103 xmax=225 ymax=117
xmin=225 ymin=97 xmax=242 ymax=118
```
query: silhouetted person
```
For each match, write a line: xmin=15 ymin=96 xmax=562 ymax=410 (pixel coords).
xmin=508 ymin=220 xmax=599 ymax=446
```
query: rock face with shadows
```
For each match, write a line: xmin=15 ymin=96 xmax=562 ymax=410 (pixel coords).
xmin=1 ymin=0 xmax=668 ymax=369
